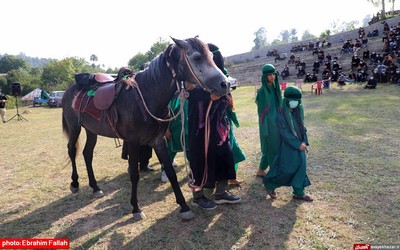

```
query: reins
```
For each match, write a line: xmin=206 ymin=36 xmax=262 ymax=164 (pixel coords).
xmin=188 ymin=99 xmax=212 ymax=192
xmin=126 ymin=77 xmax=186 ymax=122
xmin=125 ymin=46 xmax=205 ymax=123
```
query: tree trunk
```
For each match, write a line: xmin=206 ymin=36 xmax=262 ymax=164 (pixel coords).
xmin=393 ymin=0 xmax=395 ymax=13
xmin=382 ymin=0 xmax=386 ymax=20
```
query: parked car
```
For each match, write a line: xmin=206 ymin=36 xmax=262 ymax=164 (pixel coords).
xmin=32 ymin=89 xmax=50 ymax=107
xmin=48 ymin=91 xmax=65 ymax=108
xmin=228 ymin=76 xmax=239 ymax=90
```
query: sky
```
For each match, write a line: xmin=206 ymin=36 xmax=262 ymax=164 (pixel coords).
xmin=0 ymin=0 xmax=392 ymax=69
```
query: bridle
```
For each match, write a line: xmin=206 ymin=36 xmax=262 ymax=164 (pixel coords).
xmin=125 ymin=44 xmax=211 ymax=123
xmin=179 ymin=48 xmax=208 ymax=91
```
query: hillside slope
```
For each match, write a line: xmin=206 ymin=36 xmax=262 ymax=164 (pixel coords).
xmin=226 ymin=16 xmax=400 ymax=85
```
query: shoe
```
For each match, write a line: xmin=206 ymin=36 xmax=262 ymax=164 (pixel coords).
xmin=228 ymin=179 xmax=244 ymax=185
xmin=266 ymin=189 xmax=277 ymax=199
xmin=191 ymin=196 xmax=217 ymax=210
xmin=140 ymin=165 xmax=154 ymax=172
xmin=161 ymin=170 xmax=168 ymax=183
xmin=214 ymin=191 xmax=241 ymax=204
xmin=256 ymin=169 xmax=266 ymax=177
xmin=293 ymin=194 xmax=313 ymax=202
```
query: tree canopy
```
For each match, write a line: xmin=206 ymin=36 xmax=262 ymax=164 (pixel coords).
xmin=0 ymin=55 xmax=29 ymax=73
xmin=128 ymin=37 xmax=170 ymax=71
xmin=252 ymin=27 xmax=269 ymax=51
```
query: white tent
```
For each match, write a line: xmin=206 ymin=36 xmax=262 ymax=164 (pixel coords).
xmin=21 ymin=88 xmax=43 ymax=101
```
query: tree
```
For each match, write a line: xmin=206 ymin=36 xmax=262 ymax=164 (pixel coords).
xmin=319 ymin=29 xmax=331 ymax=38
xmin=90 ymin=54 xmax=98 ymax=63
xmin=301 ymin=30 xmax=317 ymax=41
xmin=329 ymin=20 xmax=359 ymax=34
xmin=128 ymin=52 xmax=148 ymax=71
xmin=42 ymin=57 xmax=93 ymax=90
xmin=6 ymin=67 xmax=42 ymax=96
xmin=146 ymin=38 xmax=169 ymax=61
xmin=127 ymin=38 xmax=169 ymax=71
xmin=290 ymin=29 xmax=298 ymax=43
xmin=271 ymin=39 xmax=285 ymax=46
xmin=0 ymin=55 xmax=29 ymax=73
xmin=90 ymin=54 xmax=99 ymax=69
xmin=252 ymin=27 xmax=268 ymax=51
xmin=280 ymin=30 xmax=290 ymax=43
xmin=367 ymin=0 xmax=393 ymax=20
xmin=362 ymin=15 xmax=373 ymax=26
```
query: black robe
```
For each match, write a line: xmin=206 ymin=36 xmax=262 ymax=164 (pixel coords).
xmin=187 ymin=88 xmax=236 ymax=188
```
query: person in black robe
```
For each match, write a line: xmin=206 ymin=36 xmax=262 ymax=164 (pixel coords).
xmin=187 ymin=86 xmax=241 ymax=210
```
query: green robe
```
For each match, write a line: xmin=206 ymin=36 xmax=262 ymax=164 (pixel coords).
xmin=263 ymin=108 xmax=311 ymax=195
xmin=256 ymin=82 xmax=282 ymax=170
xmin=166 ymin=97 xmax=189 ymax=161
xmin=226 ymin=106 xmax=246 ymax=171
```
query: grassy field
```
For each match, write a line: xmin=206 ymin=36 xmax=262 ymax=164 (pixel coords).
xmin=1 ymin=83 xmax=399 ymax=250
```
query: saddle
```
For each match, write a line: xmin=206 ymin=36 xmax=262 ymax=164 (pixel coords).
xmin=93 ymin=83 xmax=116 ymax=110
xmin=72 ymin=72 xmax=148 ymax=138
xmin=74 ymin=72 xmax=118 ymax=111
xmin=74 ymin=73 xmax=115 ymax=90
xmin=73 ymin=75 xmax=124 ymax=130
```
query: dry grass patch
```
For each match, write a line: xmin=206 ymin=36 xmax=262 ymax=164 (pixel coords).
xmin=1 ymin=83 xmax=399 ymax=249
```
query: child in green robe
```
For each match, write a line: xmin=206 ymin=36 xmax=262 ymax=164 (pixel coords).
xmin=263 ymin=86 xmax=313 ymax=202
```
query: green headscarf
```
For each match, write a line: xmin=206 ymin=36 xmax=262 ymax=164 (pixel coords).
xmin=282 ymin=86 xmax=305 ymax=137
xmin=261 ymin=64 xmax=282 ymax=104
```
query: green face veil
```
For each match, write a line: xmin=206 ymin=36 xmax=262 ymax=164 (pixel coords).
xmin=282 ymin=86 xmax=304 ymax=137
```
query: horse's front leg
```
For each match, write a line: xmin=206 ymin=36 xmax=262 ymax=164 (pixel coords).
xmin=83 ymin=129 xmax=104 ymax=198
xmin=154 ymin=139 xmax=194 ymax=221
xmin=127 ymin=142 xmax=145 ymax=220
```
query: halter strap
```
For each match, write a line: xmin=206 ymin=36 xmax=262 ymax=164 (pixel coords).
xmin=180 ymin=48 xmax=207 ymax=90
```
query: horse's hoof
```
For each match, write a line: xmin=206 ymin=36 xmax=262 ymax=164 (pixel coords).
xmin=70 ymin=185 xmax=79 ymax=193
xmin=93 ymin=190 xmax=104 ymax=198
xmin=132 ymin=212 xmax=146 ymax=221
xmin=180 ymin=210 xmax=195 ymax=221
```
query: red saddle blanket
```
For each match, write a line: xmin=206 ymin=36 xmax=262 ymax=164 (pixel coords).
xmin=73 ymin=90 xmax=102 ymax=120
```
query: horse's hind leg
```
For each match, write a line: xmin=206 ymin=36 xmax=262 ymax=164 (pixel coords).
xmin=67 ymin=127 xmax=81 ymax=193
xmin=83 ymin=129 xmax=104 ymax=198
xmin=154 ymin=141 xmax=194 ymax=220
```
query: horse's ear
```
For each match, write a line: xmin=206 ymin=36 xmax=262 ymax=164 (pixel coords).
xmin=171 ymin=37 xmax=189 ymax=50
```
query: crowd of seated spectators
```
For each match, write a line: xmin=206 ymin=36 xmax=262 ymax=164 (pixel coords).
xmin=263 ymin=16 xmax=400 ymax=89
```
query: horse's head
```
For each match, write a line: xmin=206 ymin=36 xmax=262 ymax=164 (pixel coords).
xmin=168 ymin=37 xmax=229 ymax=96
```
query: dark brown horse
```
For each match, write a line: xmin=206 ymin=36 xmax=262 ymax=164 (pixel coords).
xmin=62 ymin=37 xmax=229 ymax=220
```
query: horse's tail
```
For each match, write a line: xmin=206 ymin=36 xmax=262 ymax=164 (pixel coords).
xmin=62 ymin=110 xmax=80 ymax=159
xmin=62 ymin=111 xmax=70 ymax=138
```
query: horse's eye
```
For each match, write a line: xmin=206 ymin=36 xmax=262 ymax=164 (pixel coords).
xmin=193 ymin=55 xmax=202 ymax=62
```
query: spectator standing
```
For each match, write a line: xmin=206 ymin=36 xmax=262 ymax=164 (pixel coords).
xmin=0 ymin=91 xmax=7 ymax=123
